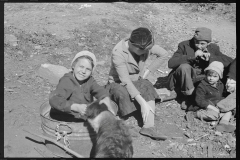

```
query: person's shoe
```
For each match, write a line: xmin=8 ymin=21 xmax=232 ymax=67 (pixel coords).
xmin=216 ymin=123 xmax=236 ymax=133
xmin=139 ymin=127 xmax=167 ymax=141
xmin=155 ymin=88 xmax=177 ymax=102
xmin=185 ymin=111 xmax=197 ymax=122
xmin=180 ymin=95 xmax=195 ymax=110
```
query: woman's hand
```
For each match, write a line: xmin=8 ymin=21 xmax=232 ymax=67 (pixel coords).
xmin=99 ymin=96 xmax=116 ymax=115
xmin=135 ymin=95 xmax=154 ymax=123
xmin=71 ymin=103 xmax=87 ymax=115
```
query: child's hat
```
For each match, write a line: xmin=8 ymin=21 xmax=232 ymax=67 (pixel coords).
xmin=71 ymin=51 xmax=97 ymax=70
xmin=194 ymin=27 xmax=212 ymax=42
xmin=204 ymin=61 xmax=224 ymax=78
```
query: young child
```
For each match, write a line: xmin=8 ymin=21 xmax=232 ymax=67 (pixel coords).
xmin=185 ymin=61 xmax=224 ymax=122
xmin=215 ymin=58 xmax=236 ymax=133
xmin=49 ymin=51 xmax=116 ymax=121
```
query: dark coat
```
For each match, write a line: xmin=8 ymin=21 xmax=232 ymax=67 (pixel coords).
xmin=226 ymin=58 xmax=236 ymax=81
xmin=49 ymin=72 xmax=109 ymax=118
xmin=167 ymin=38 xmax=233 ymax=90
xmin=195 ymin=78 xmax=224 ymax=110
xmin=168 ymin=38 xmax=233 ymax=70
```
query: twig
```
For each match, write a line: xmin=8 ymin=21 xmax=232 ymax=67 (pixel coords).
xmin=17 ymin=80 xmax=25 ymax=84
xmin=161 ymin=152 xmax=166 ymax=157
xmin=157 ymin=69 xmax=165 ymax=73
xmin=34 ymin=147 xmax=46 ymax=157
xmin=5 ymin=88 xmax=15 ymax=92
xmin=195 ymin=134 xmax=209 ymax=141
xmin=23 ymin=129 xmax=84 ymax=158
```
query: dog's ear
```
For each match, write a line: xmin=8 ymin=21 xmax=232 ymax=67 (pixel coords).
xmin=85 ymin=100 xmax=109 ymax=119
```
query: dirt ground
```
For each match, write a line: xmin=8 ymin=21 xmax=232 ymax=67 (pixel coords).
xmin=4 ymin=3 xmax=236 ymax=158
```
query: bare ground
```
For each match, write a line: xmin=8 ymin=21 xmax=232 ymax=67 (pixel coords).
xmin=4 ymin=3 xmax=236 ymax=158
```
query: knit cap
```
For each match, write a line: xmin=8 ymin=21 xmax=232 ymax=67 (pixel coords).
xmin=204 ymin=61 xmax=224 ymax=78
xmin=71 ymin=51 xmax=97 ymax=70
xmin=194 ymin=27 xmax=212 ymax=42
xmin=129 ymin=27 xmax=153 ymax=49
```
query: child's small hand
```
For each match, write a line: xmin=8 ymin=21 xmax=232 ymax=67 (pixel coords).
xmin=226 ymin=78 xmax=236 ymax=93
xmin=207 ymin=105 xmax=219 ymax=113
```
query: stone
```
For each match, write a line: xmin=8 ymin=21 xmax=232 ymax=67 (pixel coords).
xmin=34 ymin=45 xmax=42 ymax=50
xmin=96 ymin=60 xmax=105 ymax=66
xmin=38 ymin=64 xmax=71 ymax=85
xmin=5 ymin=34 xmax=18 ymax=47
xmin=5 ymin=34 xmax=18 ymax=42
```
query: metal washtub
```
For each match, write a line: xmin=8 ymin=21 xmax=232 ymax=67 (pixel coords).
xmin=39 ymin=101 xmax=95 ymax=157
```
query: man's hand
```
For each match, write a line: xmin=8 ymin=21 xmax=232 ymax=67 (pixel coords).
xmin=195 ymin=50 xmax=204 ymax=58
xmin=195 ymin=50 xmax=210 ymax=61
xmin=202 ymin=52 xmax=210 ymax=61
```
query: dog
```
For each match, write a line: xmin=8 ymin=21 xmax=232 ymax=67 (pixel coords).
xmin=85 ymin=100 xmax=133 ymax=158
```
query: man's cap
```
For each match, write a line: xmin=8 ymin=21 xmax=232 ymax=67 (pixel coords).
xmin=194 ymin=27 xmax=212 ymax=42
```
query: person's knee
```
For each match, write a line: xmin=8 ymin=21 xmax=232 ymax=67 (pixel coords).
xmin=111 ymin=84 xmax=128 ymax=100
xmin=177 ymin=64 xmax=192 ymax=72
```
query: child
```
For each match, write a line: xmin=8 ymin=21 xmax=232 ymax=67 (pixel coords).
xmin=185 ymin=61 xmax=224 ymax=122
xmin=215 ymin=58 xmax=236 ymax=133
xmin=49 ymin=51 xmax=116 ymax=121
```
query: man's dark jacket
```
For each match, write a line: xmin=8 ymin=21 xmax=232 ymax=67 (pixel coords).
xmin=167 ymin=38 xmax=233 ymax=90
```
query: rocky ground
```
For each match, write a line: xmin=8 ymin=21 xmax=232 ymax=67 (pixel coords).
xmin=4 ymin=3 xmax=236 ymax=158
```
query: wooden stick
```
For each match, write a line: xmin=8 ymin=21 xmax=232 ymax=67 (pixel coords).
xmin=34 ymin=147 xmax=46 ymax=157
xmin=23 ymin=129 xmax=84 ymax=158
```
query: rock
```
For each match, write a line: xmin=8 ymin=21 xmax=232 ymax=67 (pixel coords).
xmin=177 ymin=144 xmax=184 ymax=150
xmin=56 ymin=47 xmax=72 ymax=55
xmin=227 ymin=134 xmax=236 ymax=148
xmin=38 ymin=64 xmax=71 ymax=85
xmin=155 ymin=88 xmax=171 ymax=96
xmin=34 ymin=45 xmax=42 ymax=50
xmin=5 ymin=34 xmax=18 ymax=43
xmin=5 ymin=34 xmax=18 ymax=46
xmin=187 ymin=138 xmax=194 ymax=142
xmin=96 ymin=60 xmax=105 ymax=66
xmin=17 ymin=51 xmax=23 ymax=55
xmin=215 ymin=131 xmax=222 ymax=136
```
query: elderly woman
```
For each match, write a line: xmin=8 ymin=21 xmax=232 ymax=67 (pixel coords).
xmin=105 ymin=27 xmax=169 ymax=140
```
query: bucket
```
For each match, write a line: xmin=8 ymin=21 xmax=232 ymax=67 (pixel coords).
xmin=40 ymin=101 xmax=95 ymax=157
xmin=39 ymin=100 xmax=118 ymax=157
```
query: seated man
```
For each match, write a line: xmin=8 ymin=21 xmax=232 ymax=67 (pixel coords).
xmin=167 ymin=27 xmax=233 ymax=110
